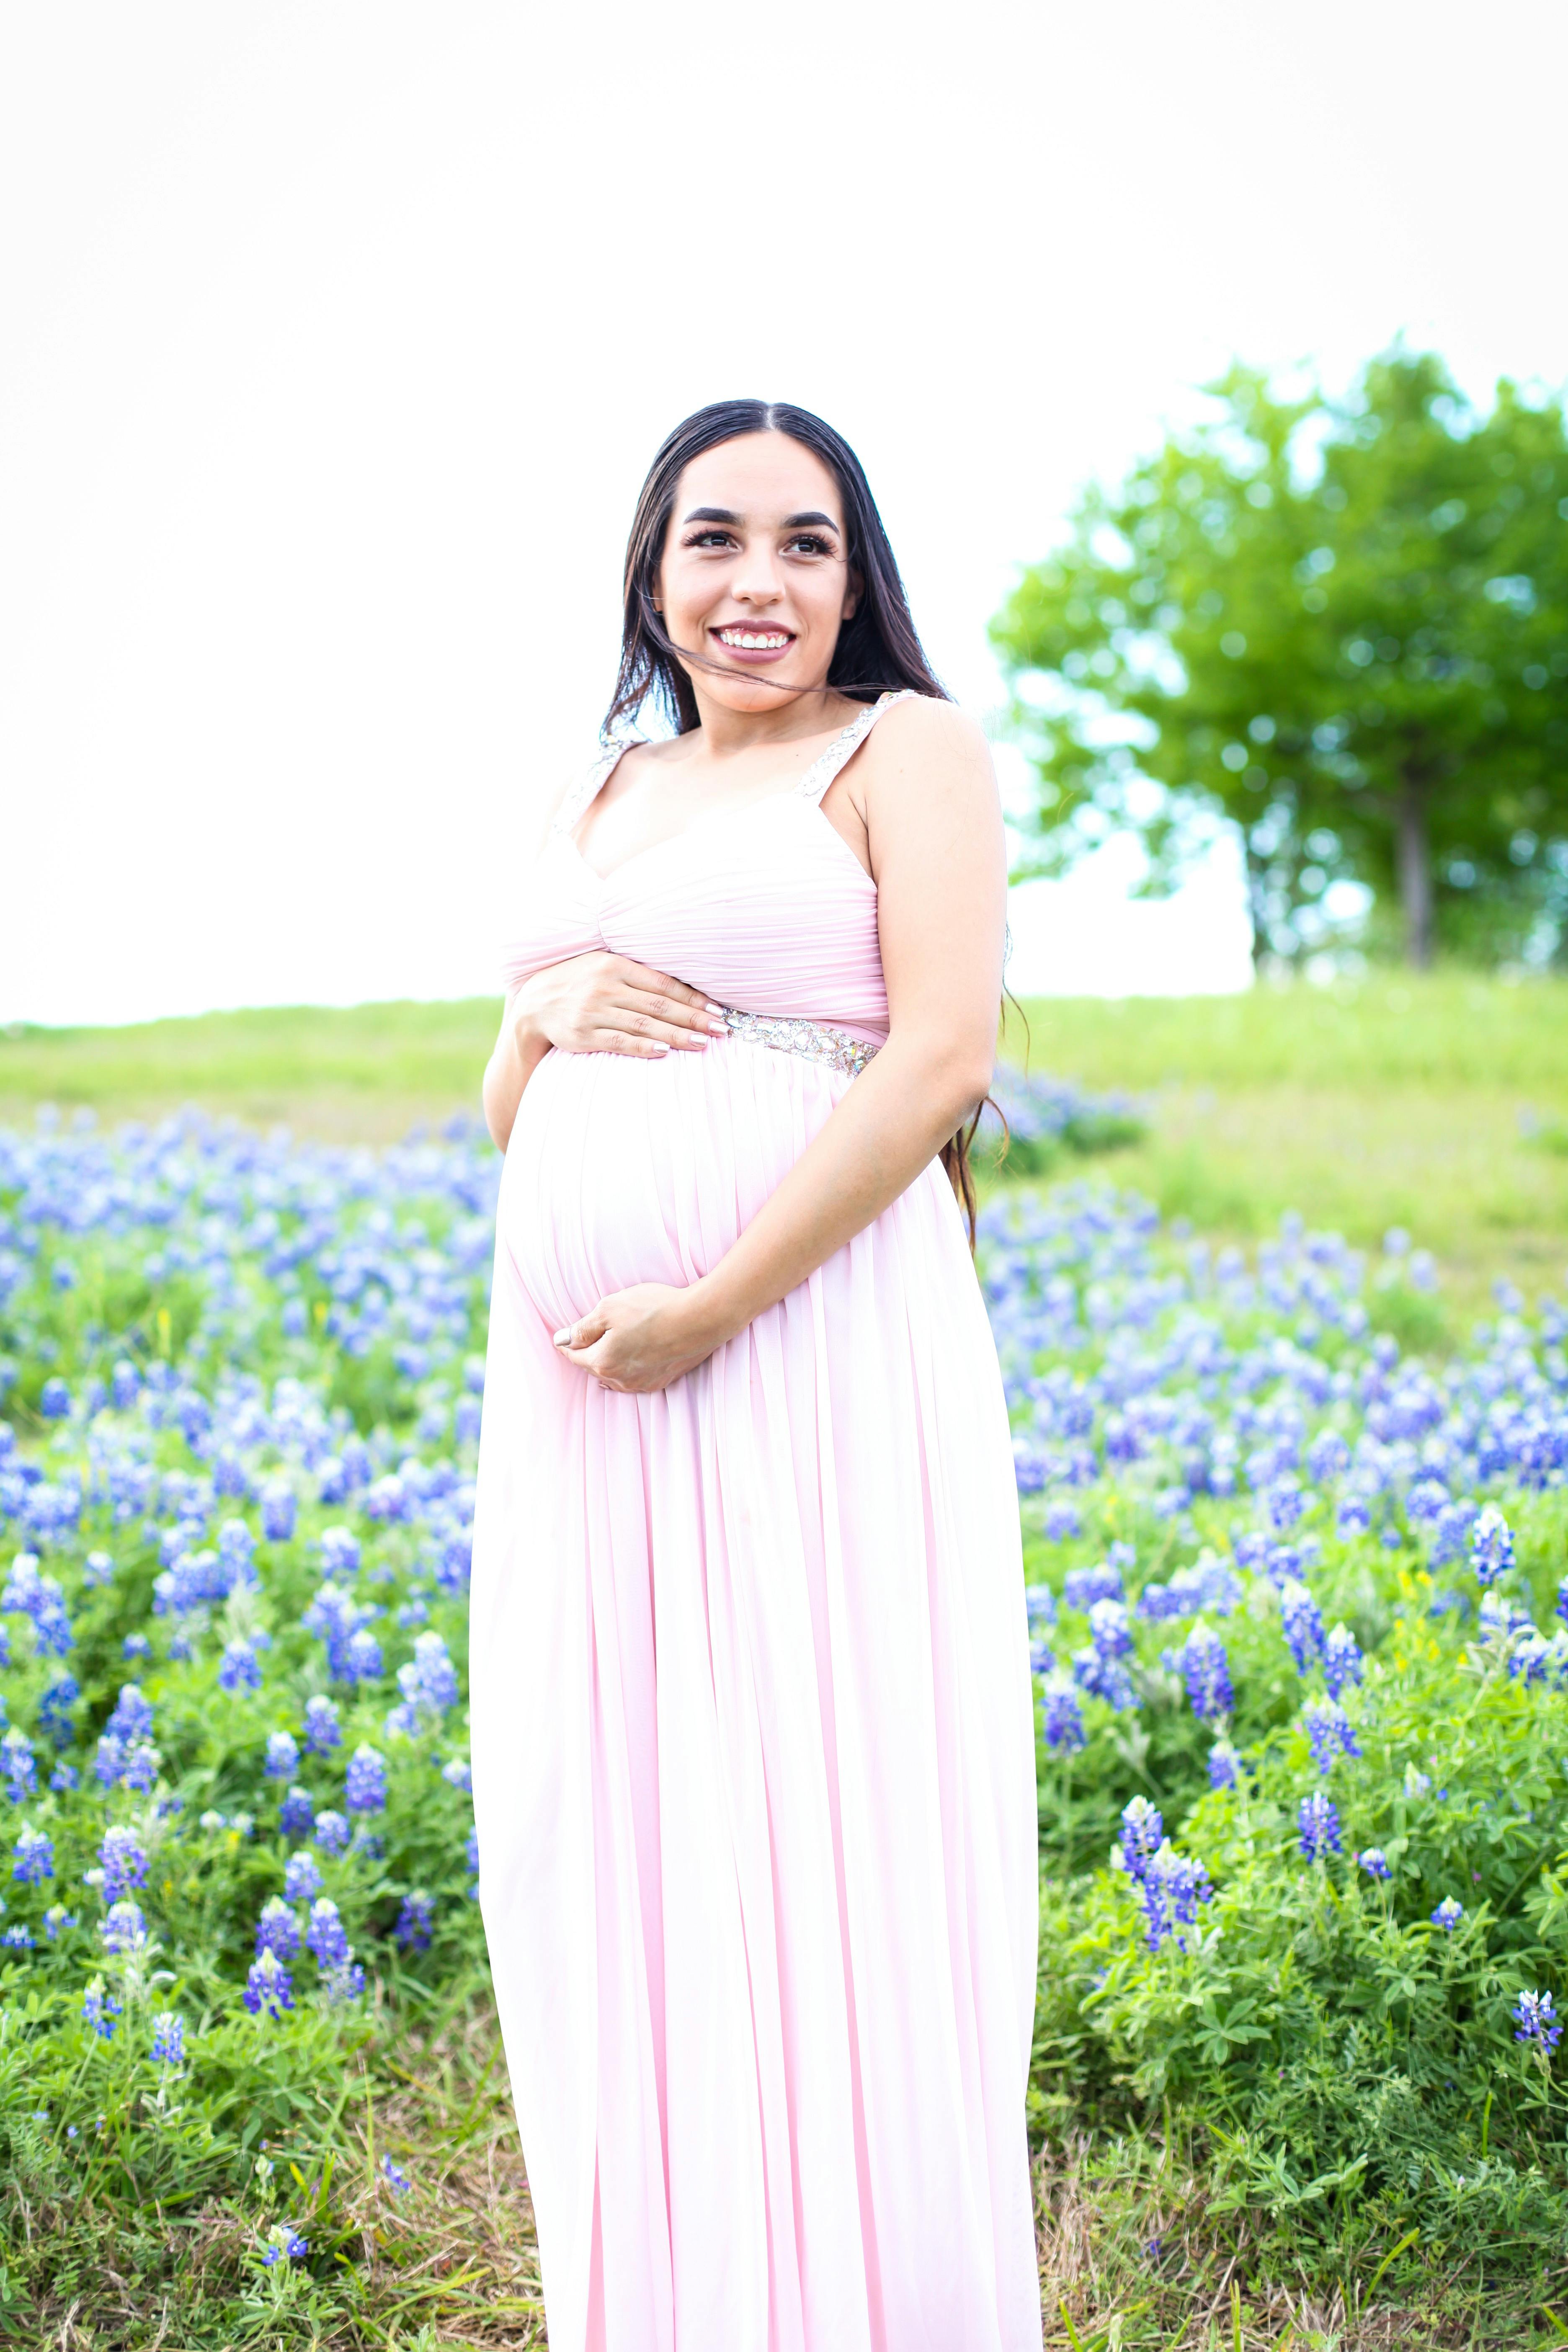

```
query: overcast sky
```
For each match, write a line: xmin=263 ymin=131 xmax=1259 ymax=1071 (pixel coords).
xmin=3 ymin=1 xmax=1564 ymax=1026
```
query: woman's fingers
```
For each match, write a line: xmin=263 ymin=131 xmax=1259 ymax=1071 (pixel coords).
xmin=616 ymin=961 xmax=729 ymax=1038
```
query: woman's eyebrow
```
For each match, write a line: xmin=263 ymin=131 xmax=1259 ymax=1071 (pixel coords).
xmin=679 ymin=506 xmax=841 ymax=529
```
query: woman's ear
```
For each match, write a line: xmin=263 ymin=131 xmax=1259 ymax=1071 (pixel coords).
xmin=842 ymin=570 xmax=862 ymax=622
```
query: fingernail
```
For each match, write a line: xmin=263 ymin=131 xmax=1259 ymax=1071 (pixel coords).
xmin=706 ymin=1016 xmax=727 ymax=1033
xmin=552 ymin=1329 xmax=570 ymax=1345
xmin=704 ymin=1001 xmax=726 ymax=1015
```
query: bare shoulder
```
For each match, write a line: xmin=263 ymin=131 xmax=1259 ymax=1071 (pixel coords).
xmin=863 ymin=695 xmax=996 ymax=801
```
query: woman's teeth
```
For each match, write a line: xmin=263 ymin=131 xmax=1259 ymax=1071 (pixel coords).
xmin=717 ymin=628 xmax=792 ymax=650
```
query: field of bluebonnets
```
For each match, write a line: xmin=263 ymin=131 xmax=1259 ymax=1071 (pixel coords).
xmin=2 ymin=1006 xmax=1568 ymax=2347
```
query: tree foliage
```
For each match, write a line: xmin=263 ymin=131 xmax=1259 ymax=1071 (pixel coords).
xmin=990 ymin=350 xmax=1568 ymax=966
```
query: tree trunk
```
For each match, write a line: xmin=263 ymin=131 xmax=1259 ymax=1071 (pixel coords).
xmin=1245 ymin=849 xmax=1269 ymax=971
xmin=1395 ymin=778 xmax=1434 ymax=967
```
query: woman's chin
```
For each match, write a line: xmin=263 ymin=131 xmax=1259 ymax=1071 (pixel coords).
xmin=695 ymin=670 xmax=823 ymax=716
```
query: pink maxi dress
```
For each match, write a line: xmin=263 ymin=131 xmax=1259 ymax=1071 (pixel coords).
xmin=470 ymin=692 xmax=1042 ymax=2352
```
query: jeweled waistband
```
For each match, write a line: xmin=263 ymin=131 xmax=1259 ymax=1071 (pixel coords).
xmin=718 ymin=1006 xmax=881 ymax=1078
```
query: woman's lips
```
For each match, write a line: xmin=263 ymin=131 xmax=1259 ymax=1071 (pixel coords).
xmin=711 ymin=625 xmax=796 ymax=662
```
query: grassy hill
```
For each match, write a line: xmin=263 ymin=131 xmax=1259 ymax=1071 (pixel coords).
xmin=5 ymin=972 xmax=1566 ymax=1322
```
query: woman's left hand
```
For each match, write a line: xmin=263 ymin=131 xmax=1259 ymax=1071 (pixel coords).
xmin=552 ymin=1284 xmax=719 ymax=1393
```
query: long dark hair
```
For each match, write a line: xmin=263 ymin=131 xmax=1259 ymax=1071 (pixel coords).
xmin=604 ymin=398 xmax=988 ymax=1242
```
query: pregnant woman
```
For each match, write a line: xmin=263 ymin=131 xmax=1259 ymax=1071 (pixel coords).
xmin=470 ymin=400 xmax=1042 ymax=2352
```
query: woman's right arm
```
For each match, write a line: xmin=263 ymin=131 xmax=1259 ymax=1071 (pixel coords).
xmin=482 ymin=957 xmax=726 ymax=1150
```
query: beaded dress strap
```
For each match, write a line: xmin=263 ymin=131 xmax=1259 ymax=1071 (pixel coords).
xmin=795 ymin=690 xmax=915 ymax=808
xmin=552 ymin=741 xmax=640 ymax=841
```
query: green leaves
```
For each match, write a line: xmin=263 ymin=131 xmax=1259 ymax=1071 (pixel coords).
xmin=993 ymin=348 xmax=1568 ymax=968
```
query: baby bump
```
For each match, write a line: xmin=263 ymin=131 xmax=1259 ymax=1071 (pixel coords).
xmin=498 ymin=1039 xmax=849 ymax=1330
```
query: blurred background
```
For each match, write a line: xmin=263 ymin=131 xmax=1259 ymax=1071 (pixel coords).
xmin=2 ymin=0 xmax=1566 ymax=1314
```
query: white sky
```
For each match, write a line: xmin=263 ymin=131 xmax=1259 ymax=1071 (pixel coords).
xmin=2 ymin=0 xmax=1564 ymax=1026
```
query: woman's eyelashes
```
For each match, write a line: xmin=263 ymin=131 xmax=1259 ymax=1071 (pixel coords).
xmin=679 ymin=530 xmax=839 ymax=559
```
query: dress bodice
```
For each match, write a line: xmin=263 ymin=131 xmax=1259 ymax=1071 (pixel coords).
xmin=500 ymin=694 xmax=916 ymax=1045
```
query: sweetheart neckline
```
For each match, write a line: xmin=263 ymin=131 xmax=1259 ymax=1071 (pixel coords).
xmin=557 ymin=789 xmax=877 ymax=893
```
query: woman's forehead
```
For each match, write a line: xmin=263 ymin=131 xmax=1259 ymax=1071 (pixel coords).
xmin=674 ymin=433 xmax=842 ymax=523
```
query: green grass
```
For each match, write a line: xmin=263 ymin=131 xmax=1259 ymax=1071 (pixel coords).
xmin=1004 ymin=972 xmax=1568 ymax=1328
xmin=7 ymin=972 xmax=1567 ymax=1328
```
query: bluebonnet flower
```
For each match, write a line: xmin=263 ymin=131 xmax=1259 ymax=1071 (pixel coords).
xmin=1207 ymin=1740 xmax=1243 ymax=1791
xmin=1028 ymin=1640 xmax=1054 ymax=1679
xmin=260 ymin=1481 xmax=298 ymax=1542
xmin=319 ymin=1526 xmax=361 ymax=1577
xmin=2 ymin=1730 xmax=39 ymax=1801
xmin=1324 ymin=1624 xmax=1364 ymax=1698
xmin=83 ymin=1550 xmax=115 ymax=1586
xmin=255 ymin=1898 xmax=300 ymax=1963
xmin=1088 ymin=1599 xmax=1132 ymax=1661
xmin=265 ymin=1731 xmax=300 ymax=1782
xmin=1514 ymin=1990 xmax=1561 ymax=2053
xmin=304 ymin=1694 xmax=342 ymax=1755
xmin=101 ymin=1901 xmax=148 ymax=1953
xmin=218 ymin=1637 xmax=261 ymax=1693
xmin=1039 ymin=1679 xmax=1085 ymax=1754
xmin=467 ymin=1824 xmax=480 ymax=1896
xmin=81 ymin=1980 xmax=122 ymax=2039
xmin=111 ymin=1360 xmax=141 ymax=1410
xmin=441 ymin=1757 xmax=472 ymax=1793
xmin=1024 ymin=1584 xmax=1057 ymax=1634
xmin=1336 ymin=1494 xmax=1372 ymax=1537
xmin=121 ymin=1633 xmax=151 ymax=1661
xmin=49 ymin=1761 xmax=78 ymax=1794
xmin=345 ymin=1745 xmax=387 ymax=1815
xmin=216 ymin=1519 xmax=258 ymax=1586
xmin=1263 ymin=1478 xmax=1307 ymax=1533
xmin=99 ymin=1826 xmax=148 ymax=1902
xmin=1 ymin=1925 xmax=34 ymax=1949
xmin=2 ymin=1555 xmax=73 ymax=1654
xmin=243 ymin=1950 xmax=295 ymax=2017
xmin=302 ymin=1583 xmax=378 ymax=1681
xmin=38 ymin=1674 xmax=79 ymax=1745
xmin=1470 ymin=1503 xmax=1514 ymax=1587
xmin=284 ymin=1850 xmax=323 ymax=1903
xmin=313 ymin=1808 xmax=351 ymax=1856
xmin=260 ymin=2225 xmax=309 ymax=2264
xmin=1279 ymin=1581 xmax=1326 ymax=1675
xmin=1072 ymin=1646 xmax=1136 ymax=1711
xmin=42 ymin=1903 xmax=77 ymax=1939
xmin=1180 ymin=1624 xmax=1232 ymax=1721
xmin=305 ymin=1896 xmax=351 ymax=1969
xmin=387 ymin=1631 xmax=460 ymax=1737
xmin=150 ymin=2011 xmax=186 ymax=2066
xmin=1305 ymin=1429 xmax=1350 ymax=1483
xmin=279 ymin=1786 xmax=316 ymax=1839
xmin=345 ymin=1628 xmax=383 ymax=1683
xmin=381 ymin=2154 xmax=412 ymax=2194
xmin=1116 ymin=1797 xmax=1163 ymax=1881
xmin=1298 ymin=1790 xmax=1341 ymax=1860
xmin=395 ymin=1891 xmax=435 ymax=1952
xmin=1064 ymin=1563 xmax=1123 ymax=1612
xmin=39 ymin=1377 xmax=71 ymax=1419
xmin=1042 ymin=1500 xmax=1081 ymax=1542
xmin=1431 ymin=1897 xmax=1464 ymax=1931
xmin=1356 ymin=1847 xmax=1391 ymax=1880
xmin=1138 ymin=1843 xmax=1213 ymax=1952
xmin=1302 ymin=1695 xmax=1360 ymax=1774
xmin=12 ymin=1826 xmax=53 ymax=1884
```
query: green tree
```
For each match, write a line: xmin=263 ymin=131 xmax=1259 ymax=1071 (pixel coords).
xmin=990 ymin=350 xmax=1568 ymax=967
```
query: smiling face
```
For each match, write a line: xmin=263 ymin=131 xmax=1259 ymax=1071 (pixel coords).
xmin=655 ymin=432 xmax=859 ymax=720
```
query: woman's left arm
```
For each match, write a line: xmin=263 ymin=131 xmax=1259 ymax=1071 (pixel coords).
xmin=554 ymin=701 xmax=1006 ymax=1392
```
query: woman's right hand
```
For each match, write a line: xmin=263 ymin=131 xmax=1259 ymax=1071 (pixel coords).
xmin=511 ymin=953 xmax=728 ymax=1060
